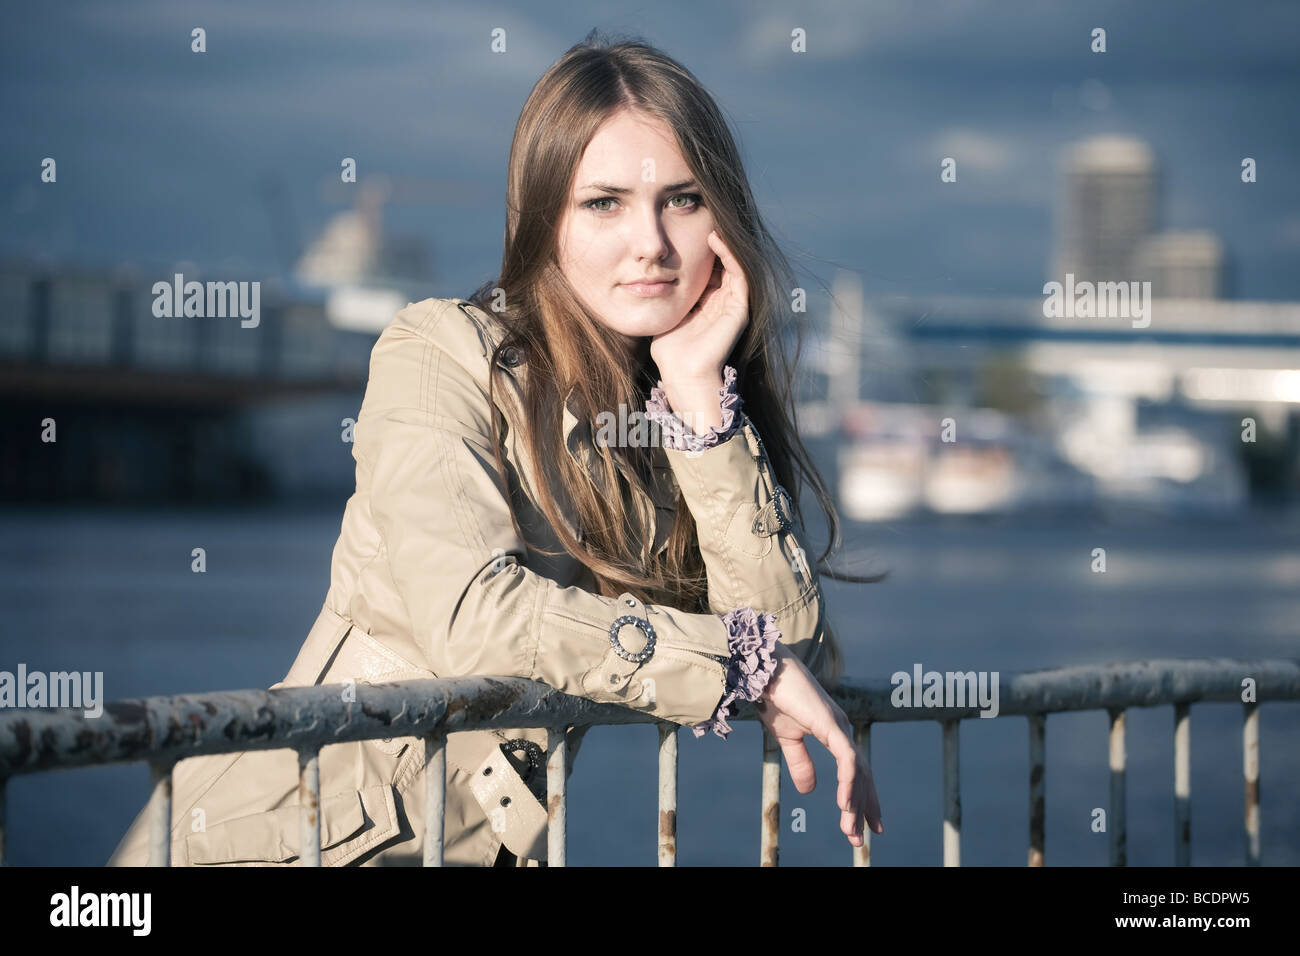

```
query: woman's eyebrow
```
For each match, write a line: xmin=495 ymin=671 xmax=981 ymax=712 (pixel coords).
xmin=579 ymin=179 xmax=697 ymax=195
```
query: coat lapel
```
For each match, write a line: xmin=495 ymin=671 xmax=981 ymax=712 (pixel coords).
xmin=457 ymin=300 xmax=673 ymax=559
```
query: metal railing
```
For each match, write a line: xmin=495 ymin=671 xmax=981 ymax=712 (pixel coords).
xmin=1 ymin=657 xmax=1297 ymax=866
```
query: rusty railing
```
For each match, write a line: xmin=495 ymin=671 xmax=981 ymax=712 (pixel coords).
xmin=1 ymin=657 xmax=1296 ymax=866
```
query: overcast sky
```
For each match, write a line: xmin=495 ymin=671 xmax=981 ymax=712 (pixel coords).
xmin=4 ymin=0 xmax=1298 ymax=301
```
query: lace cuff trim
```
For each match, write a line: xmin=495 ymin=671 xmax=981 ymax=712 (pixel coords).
xmin=690 ymin=605 xmax=782 ymax=740
xmin=643 ymin=365 xmax=742 ymax=452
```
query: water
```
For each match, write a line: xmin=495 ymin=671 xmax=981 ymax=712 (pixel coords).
xmin=1 ymin=504 xmax=1297 ymax=866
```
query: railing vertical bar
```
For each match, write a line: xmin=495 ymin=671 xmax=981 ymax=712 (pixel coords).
xmin=1028 ymin=713 xmax=1045 ymax=867
xmin=853 ymin=722 xmax=871 ymax=867
xmin=147 ymin=761 xmax=173 ymax=867
xmin=760 ymin=723 xmax=780 ymax=867
xmin=942 ymin=719 xmax=960 ymax=866
xmin=423 ymin=731 xmax=445 ymax=867
xmin=657 ymin=722 xmax=677 ymax=866
xmin=298 ymin=747 xmax=321 ymax=867
xmin=1173 ymin=702 xmax=1190 ymax=866
xmin=547 ymin=727 xmax=567 ymax=867
xmin=1243 ymin=700 xmax=1259 ymax=865
xmin=0 ymin=661 xmax=1292 ymax=868
xmin=1108 ymin=707 xmax=1126 ymax=866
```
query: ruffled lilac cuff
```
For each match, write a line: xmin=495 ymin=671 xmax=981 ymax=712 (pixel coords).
xmin=644 ymin=364 xmax=742 ymax=453
xmin=690 ymin=605 xmax=782 ymax=740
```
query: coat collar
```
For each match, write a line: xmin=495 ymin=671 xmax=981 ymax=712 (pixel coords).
xmin=456 ymin=300 xmax=586 ymax=457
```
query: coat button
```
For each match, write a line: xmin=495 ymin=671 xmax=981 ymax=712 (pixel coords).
xmin=499 ymin=345 xmax=522 ymax=368
xmin=500 ymin=796 xmax=511 ymax=807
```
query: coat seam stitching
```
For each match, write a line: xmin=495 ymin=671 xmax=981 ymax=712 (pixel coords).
xmin=429 ymin=407 xmax=540 ymax=683
xmin=683 ymin=449 xmax=744 ymax=610
xmin=410 ymin=298 xmax=440 ymax=335
xmin=433 ymin=407 xmax=490 ymax=558
xmin=419 ymin=335 xmax=431 ymax=424
xmin=526 ymin=573 xmax=544 ymax=682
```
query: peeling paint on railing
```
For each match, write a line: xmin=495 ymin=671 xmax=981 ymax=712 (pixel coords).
xmin=0 ymin=659 xmax=1296 ymax=867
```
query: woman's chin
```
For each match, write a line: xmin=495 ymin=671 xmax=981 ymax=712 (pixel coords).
xmin=604 ymin=310 xmax=687 ymax=340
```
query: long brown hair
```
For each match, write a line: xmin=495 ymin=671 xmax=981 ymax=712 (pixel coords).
xmin=467 ymin=31 xmax=886 ymax=686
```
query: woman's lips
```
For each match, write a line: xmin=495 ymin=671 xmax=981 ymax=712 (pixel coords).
xmin=620 ymin=279 xmax=677 ymax=297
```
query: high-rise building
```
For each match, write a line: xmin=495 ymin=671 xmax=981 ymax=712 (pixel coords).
xmin=1052 ymin=135 xmax=1157 ymax=284
xmin=1133 ymin=229 xmax=1225 ymax=299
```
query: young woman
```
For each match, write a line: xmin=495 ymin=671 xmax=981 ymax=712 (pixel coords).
xmin=109 ymin=32 xmax=884 ymax=868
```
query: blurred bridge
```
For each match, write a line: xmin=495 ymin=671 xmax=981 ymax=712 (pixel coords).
xmin=0 ymin=261 xmax=380 ymax=502
xmin=0 ymin=262 xmax=375 ymax=406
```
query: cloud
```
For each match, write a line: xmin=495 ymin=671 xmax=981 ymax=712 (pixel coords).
xmin=928 ymin=129 xmax=1016 ymax=173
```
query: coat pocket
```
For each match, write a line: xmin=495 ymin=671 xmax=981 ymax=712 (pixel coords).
xmin=319 ymin=624 xmax=435 ymax=757
xmin=282 ymin=604 xmax=355 ymax=688
xmin=185 ymin=783 xmax=400 ymax=866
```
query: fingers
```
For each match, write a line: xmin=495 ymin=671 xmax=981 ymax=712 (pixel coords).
xmin=842 ymin=806 xmax=864 ymax=846
xmin=707 ymin=229 xmax=738 ymax=273
xmin=706 ymin=229 xmax=747 ymax=301
xmin=763 ymin=661 xmax=882 ymax=847
xmin=830 ymin=733 xmax=858 ymax=819
xmin=778 ymin=734 xmax=817 ymax=794
xmin=828 ymin=729 xmax=884 ymax=843
xmin=702 ymin=262 xmax=723 ymax=294
xmin=823 ymin=734 xmax=867 ymax=846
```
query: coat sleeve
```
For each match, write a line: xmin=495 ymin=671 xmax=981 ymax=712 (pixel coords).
xmin=643 ymin=365 xmax=833 ymax=684
xmin=354 ymin=312 xmax=735 ymax=730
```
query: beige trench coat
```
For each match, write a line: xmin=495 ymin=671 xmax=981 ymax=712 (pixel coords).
xmin=108 ymin=296 xmax=833 ymax=867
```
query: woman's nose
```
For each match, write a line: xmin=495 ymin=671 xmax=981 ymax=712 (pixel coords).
xmin=629 ymin=209 xmax=671 ymax=262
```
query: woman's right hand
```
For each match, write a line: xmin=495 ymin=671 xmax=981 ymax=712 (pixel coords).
xmin=755 ymin=642 xmax=884 ymax=846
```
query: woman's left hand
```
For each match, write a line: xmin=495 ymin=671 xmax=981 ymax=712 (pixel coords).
xmin=649 ymin=229 xmax=749 ymax=385
xmin=755 ymin=642 xmax=885 ymax=847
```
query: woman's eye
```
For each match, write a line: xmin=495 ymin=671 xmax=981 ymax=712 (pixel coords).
xmin=581 ymin=193 xmax=702 ymax=213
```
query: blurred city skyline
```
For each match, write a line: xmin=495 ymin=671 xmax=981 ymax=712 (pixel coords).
xmin=2 ymin=2 xmax=1298 ymax=871
xmin=3 ymin=0 xmax=1299 ymax=300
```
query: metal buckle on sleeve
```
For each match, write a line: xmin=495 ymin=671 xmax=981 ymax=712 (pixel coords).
xmin=754 ymin=483 xmax=794 ymax=536
xmin=753 ymin=484 xmax=793 ymax=536
xmin=499 ymin=738 xmax=544 ymax=783
xmin=609 ymin=615 xmax=657 ymax=663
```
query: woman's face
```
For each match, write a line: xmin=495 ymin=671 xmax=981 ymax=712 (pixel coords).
xmin=556 ymin=109 xmax=718 ymax=355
